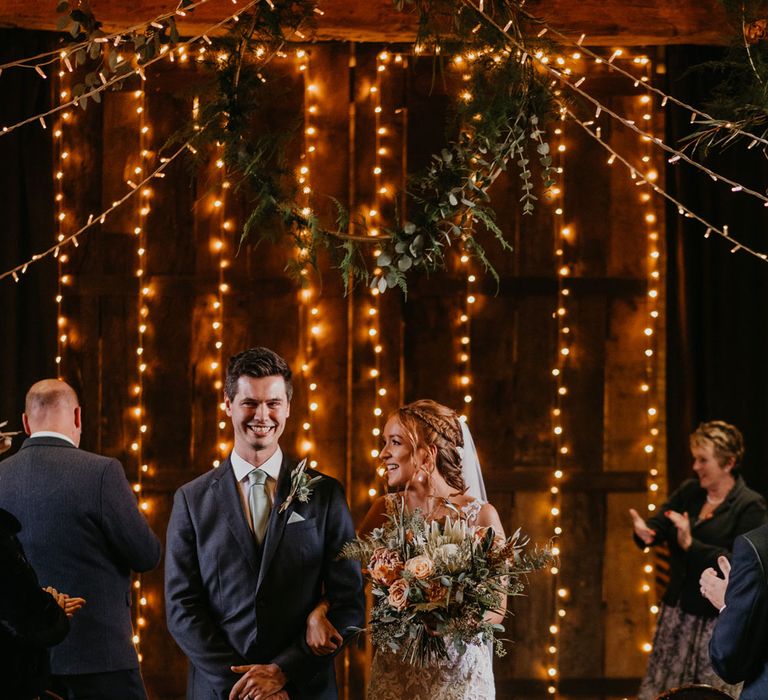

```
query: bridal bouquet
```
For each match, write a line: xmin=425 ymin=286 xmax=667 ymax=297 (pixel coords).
xmin=340 ymin=501 xmax=553 ymax=666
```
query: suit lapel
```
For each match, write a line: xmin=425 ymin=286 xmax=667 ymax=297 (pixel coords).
xmin=256 ymin=454 xmax=295 ymax=592
xmin=215 ymin=458 xmax=260 ymax=574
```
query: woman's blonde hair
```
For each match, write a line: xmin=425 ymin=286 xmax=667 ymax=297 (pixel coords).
xmin=391 ymin=399 xmax=466 ymax=493
xmin=690 ymin=420 xmax=745 ymax=473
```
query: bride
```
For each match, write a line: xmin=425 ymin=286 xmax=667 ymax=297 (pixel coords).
xmin=306 ymin=399 xmax=505 ymax=700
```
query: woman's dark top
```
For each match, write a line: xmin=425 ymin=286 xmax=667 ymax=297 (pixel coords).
xmin=634 ymin=476 xmax=767 ymax=618
xmin=0 ymin=508 xmax=69 ymax=699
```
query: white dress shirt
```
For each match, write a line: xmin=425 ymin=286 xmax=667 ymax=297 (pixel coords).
xmin=231 ymin=447 xmax=282 ymax=532
xmin=29 ymin=430 xmax=75 ymax=446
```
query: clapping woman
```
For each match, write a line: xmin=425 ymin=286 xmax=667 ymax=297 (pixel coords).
xmin=630 ymin=421 xmax=767 ymax=698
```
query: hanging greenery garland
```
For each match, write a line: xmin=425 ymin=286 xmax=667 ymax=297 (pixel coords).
xmin=54 ymin=0 xmax=558 ymax=291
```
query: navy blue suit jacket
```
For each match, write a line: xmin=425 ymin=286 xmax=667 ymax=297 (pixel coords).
xmin=710 ymin=523 xmax=768 ymax=698
xmin=0 ymin=436 xmax=162 ymax=675
xmin=165 ymin=454 xmax=365 ymax=700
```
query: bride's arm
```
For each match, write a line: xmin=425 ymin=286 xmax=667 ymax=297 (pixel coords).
xmin=477 ymin=502 xmax=507 ymax=626
xmin=357 ymin=495 xmax=388 ymax=536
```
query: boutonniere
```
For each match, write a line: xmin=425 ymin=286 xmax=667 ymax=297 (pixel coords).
xmin=279 ymin=458 xmax=323 ymax=513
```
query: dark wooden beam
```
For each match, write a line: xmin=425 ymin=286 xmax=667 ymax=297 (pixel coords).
xmin=0 ymin=0 xmax=730 ymax=45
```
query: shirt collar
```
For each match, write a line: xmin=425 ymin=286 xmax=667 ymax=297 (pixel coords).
xmin=29 ymin=431 xmax=76 ymax=447
xmin=231 ymin=447 xmax=283 ymax=482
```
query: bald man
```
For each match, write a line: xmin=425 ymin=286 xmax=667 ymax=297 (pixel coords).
xmin=0 ymin=379 xmax=161 ymax=700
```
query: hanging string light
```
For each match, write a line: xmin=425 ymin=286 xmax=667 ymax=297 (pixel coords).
xmin=53 ymin=55 xmax=75 ymax=377
xmin=211 ymin=133 xmax=231 ymax=468
xmin=545 ymin=104 xmax=570 ymax=698
xmin=1 ymin=121 xmax=211 ymax=283
xmin=0 ymin=0 xmax=260 ymax=139
xmin=0 ymin=0 xmax=217 ymax=76
xmin=635 ymin=52 xmax=664 ymax=656
xmin=369 ymin=51 xmax=386 ymax=499
xmin=296 ymin=47 xmax=322 ymax=470
xmin=129 ymin=84 xmax=153 ymax=662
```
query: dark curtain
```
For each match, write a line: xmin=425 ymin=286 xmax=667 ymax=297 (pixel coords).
xmin=0 ymin=30 xmax=57 ymax=452
xmin=665 ymin=46 xmax=768 ymax=497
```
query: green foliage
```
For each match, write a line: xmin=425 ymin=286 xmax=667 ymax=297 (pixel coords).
xmin=55 ymin=1 xmax=187 ymax=109
xmin=685 ymin=0 xmax=768 ymax=153
xmin=59 ymin=0 xmax=559 ymax=290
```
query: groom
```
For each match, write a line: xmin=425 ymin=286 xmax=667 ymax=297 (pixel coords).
xmin=165 ymin=347 xmax=364 ymax=700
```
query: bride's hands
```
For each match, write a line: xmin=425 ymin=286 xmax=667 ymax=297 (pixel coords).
xmin=305 ymin=600 xmax=342 ymax=656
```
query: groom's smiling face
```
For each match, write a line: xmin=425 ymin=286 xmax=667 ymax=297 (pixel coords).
xmin=225 ymin=374 xmax=291 ymax=463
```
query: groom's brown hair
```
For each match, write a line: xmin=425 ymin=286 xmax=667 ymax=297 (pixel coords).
xmin=225 ymin=347 xmax=293 ymax=402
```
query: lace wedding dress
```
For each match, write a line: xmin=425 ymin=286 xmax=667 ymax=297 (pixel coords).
xmin=367 ymin=495 xmax=496 ymax=700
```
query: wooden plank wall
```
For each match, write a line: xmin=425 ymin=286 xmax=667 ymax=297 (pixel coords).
xmin=52 ymin=42 xmax=665 ymax=700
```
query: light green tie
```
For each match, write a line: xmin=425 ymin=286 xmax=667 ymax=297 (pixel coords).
xmin=248 ymin=468 xmax=270 ymax=544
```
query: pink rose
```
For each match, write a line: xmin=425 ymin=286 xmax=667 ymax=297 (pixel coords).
xmin=388 ymin=578 xmax=410 ymax=611
xmin=405 ymin=554 xmax=435 ymax=580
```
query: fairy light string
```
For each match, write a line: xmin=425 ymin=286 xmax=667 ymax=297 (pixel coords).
xmin=545 ymin=106 xmax=569 ymax=697
xmin=1 ymin=116 xmax=216 ymax=284
xmin=565 ymin=108 xmax=768 ymax=262
xmin=296 ymin=47 xmax=322 ymax=470
xmin=635 ymin=53 xmax=663 ymax=656
xmin=0 ymin=0 xmax=260 ymax=139
xmin=0 ymin=0 xmax=217 ymax=74
xmin=129 ymin=84 xmax=152 ymax=661
xmin=513 ymin=13 xmax=768 ymax=151
xmin=53 ymin=58 xmax=75 ymax=376
xmin=369 ymin=49 xmax=389 ymax=500
xmin=457 ymin=0 xmax=768 ymax=211
xmin=212 ymin=136 xmax=231 ymax=468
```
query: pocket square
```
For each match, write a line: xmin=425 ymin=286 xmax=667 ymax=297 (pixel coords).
xmin=287 ymin=511 xmax=305 ymax=524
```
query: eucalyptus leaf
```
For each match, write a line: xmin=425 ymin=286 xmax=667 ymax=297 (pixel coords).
xmin=376 ymin=253 xmax=392 ymax=267
xmin=398 ymin=255 xmax=413 ymax=271
xmin=56 ymin=0 xmax=69 ymax=12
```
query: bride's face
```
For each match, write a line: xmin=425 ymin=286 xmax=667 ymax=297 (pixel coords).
xmin=380 ymin=416 xmax=419 ymax=488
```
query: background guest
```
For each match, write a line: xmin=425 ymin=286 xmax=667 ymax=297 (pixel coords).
xmin=0 ymin=380 xmax=162 ymax=700
xmin=0 ymin=426 xmax=81 ymax=699
xmin=700 ymin=523 xmax=768 ymax=699
xmin=629 ymin=420 xmax=767 ymax=699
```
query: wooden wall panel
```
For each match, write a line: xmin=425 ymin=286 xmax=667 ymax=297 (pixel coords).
xmin=31 ymin=43 xmax=667 ymax=700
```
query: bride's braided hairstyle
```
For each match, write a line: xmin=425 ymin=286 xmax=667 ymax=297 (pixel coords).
xmin=395 ymin=399 xmax=466 ymax=493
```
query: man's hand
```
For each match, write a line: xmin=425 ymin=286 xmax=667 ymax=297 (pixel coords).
xmin=629 ymin=508 xmax=656 ymax=545
xmin=230 ymin=663 xmax=287 ymax=700
xmin=700 ymin=555 xmax=731 ymax=610
xmin=44 ymin=587 xmax=86 ymax=618
xmin=665 ymin=510 xmax=693 ymax=550
xmin=306 ymin=602 xmax=342 ymax=656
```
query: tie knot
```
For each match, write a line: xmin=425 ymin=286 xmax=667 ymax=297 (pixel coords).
xmin=248 ymin=469 xmax=268 ymax=487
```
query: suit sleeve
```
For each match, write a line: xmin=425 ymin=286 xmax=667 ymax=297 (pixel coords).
xmin=100 ymin=459 xmax=162 ymax=572
xmin=164 ymin=488 xmax=247 ymax=683
xmin=271 ymin=479 xmax=365 ymax=684
xmin=710 ymin=534 xmax=768 ymax=684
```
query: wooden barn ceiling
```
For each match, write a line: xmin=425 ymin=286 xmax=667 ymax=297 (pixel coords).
xmin=0 ymin=0 xmax=729 ymax=45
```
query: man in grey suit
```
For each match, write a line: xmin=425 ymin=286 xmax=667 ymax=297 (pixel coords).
xmin=165 ymin=347 xmax=364 ymax=700
xmin=0 ymin=379 xmax=162 ymax=699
